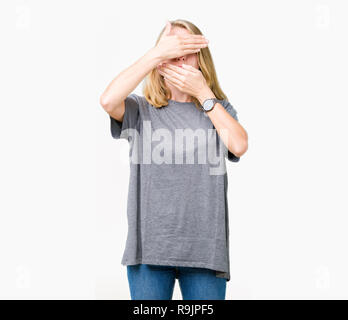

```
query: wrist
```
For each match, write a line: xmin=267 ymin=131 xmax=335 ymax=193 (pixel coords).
xmin=196 ymin=88 xmax=216 ymax=105
xmin=147 ymin=47 xmax=164 ymax=65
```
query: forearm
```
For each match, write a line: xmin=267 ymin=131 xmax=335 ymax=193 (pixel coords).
xmin=209 ymin=103 xmax=248 ymax=157
xmin=100 ymin=47 xmax=162 ymax=111
xmin=197 ymin=88 xmax=248 ymax=157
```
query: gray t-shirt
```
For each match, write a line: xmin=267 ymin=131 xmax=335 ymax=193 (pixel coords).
xmin=109 ymin=93 xmax=240 ymax=281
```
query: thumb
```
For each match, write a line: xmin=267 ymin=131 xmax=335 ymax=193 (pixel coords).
xmin=162 ymin=20 xmax=171 ymax=36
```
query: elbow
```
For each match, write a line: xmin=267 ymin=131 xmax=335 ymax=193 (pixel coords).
xmin=99 ymin=94 xmax=111 ymax=112
xmin=231 ymin=139 xmax=248 ymax=158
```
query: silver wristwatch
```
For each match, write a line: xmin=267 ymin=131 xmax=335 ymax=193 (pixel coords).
xmin=201 ymin=98 xmax=218 ymax=112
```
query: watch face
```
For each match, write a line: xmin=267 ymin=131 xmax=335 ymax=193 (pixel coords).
xmin=203 ymin=99 xmax=214 ymax=111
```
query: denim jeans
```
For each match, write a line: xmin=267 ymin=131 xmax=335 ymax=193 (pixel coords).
xmin=127 ymin=264 xmax=227 ymax=300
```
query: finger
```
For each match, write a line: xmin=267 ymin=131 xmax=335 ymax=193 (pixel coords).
xmin=182 ymin=40 xmax=208 ymax=50
xmin=164 ymin=75 xmax=183 ymax=90
xmin=163 ymin=21 xmax=171 ymax=36
xmin=160 ymin=70 xmax=184 ymax=84
xmin=181 ymin=41 xmax=208 ymax=53
xmin=180 ymin=34 xmax=207 ymax=40
xmin=161 ymin=64 xmax=186 ymax=76
xmin=182 ymin=37 xmax=209 ymax=45
xmin=181 ymin=63 xmax=198 ymax=73
xmin=157 ymin=67 xmax=172 ymax=78
xmin=182 ymin=43 xmax=208 ymax=50
xmin=182 ymin=48 xmax=202 ymax=55
xmin=164 ymin=64 xmax=195 ymax=76
xmin=159 ymin=67 xmax=185 ymax=83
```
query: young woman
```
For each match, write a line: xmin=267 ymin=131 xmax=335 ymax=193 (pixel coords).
xmin=100 ymin=19 xmax=248 ymax=300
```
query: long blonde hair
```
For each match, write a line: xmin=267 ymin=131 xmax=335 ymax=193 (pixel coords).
xmin=143 ymin=19 xmax=228 ymax=110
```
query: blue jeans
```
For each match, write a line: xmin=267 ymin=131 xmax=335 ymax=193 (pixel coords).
xmin=127 ymin=264 xmax=227 ymax=300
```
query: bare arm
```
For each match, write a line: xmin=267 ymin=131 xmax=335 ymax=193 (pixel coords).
xmin=156 ymin=62 xmax=247 ymax=158
xmin=100 ymin=21 xmax=208 ymax=121
xmin=197 ymin=88 xmax=248 ymax=158
xmin=99 ymin=48 xmax=162 ymax=121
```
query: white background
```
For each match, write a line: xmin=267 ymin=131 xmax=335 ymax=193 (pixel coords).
xmin=1 ymin=0 xmax=347 ymax=299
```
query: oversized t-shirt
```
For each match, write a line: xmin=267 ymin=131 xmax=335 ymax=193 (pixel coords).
xmin=109 ymin=93 xmax=240 ymax=281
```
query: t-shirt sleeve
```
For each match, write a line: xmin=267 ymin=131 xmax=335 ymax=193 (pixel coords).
xmin=220 ymin=100 xmax=240 ymax=162
xmin=109 ymin=93 xmax=140 ymax=140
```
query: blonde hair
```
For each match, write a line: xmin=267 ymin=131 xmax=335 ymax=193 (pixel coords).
xmin=143 ymin=19 xmax=228 ymax=110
